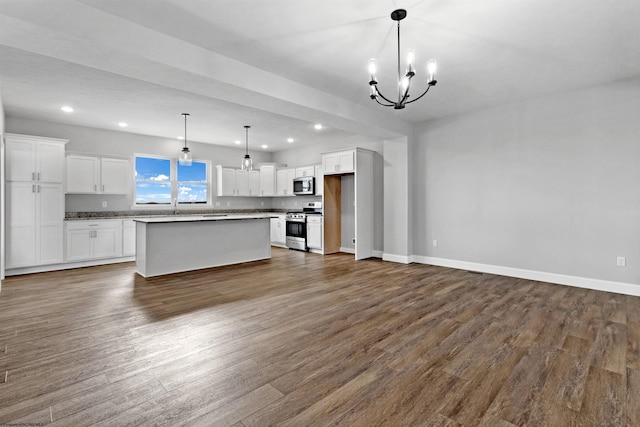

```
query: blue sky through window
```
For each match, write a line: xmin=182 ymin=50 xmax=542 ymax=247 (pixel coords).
xmin=135 ymin=156 xmax=208 ymax=205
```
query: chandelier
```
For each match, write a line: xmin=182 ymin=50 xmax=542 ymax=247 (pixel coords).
xmin=178 ymin=113 xmax=192 ymax=166
xmin=368 ymin=9 xmax=437 ymax=109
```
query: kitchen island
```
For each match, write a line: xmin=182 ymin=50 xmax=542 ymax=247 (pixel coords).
xmin=133 ymin=214 xmax=272 ymax=277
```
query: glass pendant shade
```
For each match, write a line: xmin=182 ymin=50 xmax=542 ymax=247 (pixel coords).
xmin=179 ymin=147 xmax=192 ymax=166
xmin=241 ymin=125 xmax=252 ymax=171
xmin=179 ymin=113 xmax=192 ymax=166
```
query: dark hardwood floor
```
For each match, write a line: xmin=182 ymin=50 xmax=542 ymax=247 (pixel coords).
xmin=0 ymin=248 xmax=639 ymax=426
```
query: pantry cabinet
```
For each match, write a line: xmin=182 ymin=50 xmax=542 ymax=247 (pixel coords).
xmin=322 ymin=150 xmax=354 ymax=175
xmin=4 ymin=134 xmax=67 ymax=269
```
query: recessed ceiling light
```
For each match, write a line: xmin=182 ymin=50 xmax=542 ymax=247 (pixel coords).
xmin=314 ymin=123 xmax=323 ymax=130
xmin=60 ymin=106 xmax=74 ymax=113
xmin=287 ymin=138 xmax=294 ymax=143
xmin=234 ymin=140 xmax=242 ymax=145
xmin=118 ymin=122 xmax=128 ymax=127
xmin=261 ymin=144 xmax=268 ymax=149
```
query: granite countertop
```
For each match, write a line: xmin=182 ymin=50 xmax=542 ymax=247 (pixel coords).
xmin=132 ymin=213 xmax=275 ymax=223
xmin=65 ymin=209 xmax=292 ymax=220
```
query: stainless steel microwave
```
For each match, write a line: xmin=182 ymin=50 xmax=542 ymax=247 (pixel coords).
xmin=293 ymin=176 xmax=315 ymax=195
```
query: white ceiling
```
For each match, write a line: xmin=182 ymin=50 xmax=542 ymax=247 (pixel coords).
xmin=1 ymin=0 xmax=639 ymax=152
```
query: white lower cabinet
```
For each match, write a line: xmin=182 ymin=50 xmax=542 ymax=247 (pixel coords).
xmin=6 ymin=182 xmax=64 ymax=268
xmin=270 ymin=215 xmax=286 ymax=246
xmin=65 ymin=220 xmax=123 ymax=262
xmin=306 ymin=215 xmax=323 ymax=250
xmin=122 ymin=219 xmax=136 ymax=256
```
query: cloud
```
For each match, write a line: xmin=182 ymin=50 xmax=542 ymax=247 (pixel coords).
xmin=150 ymin=174 xmax=169 ymax=181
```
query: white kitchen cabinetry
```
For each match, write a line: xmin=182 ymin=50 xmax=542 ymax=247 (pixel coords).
xmin=5 ymin=134 xmax=67 ymax=269
xmin=276 ymin=168 xmax=295 ymax=196
xmin=259 ymin=164 xmax=276 ymax=197
xmin=270 ymin=214 xmax=286 ymax=247
xmin=65 ymin=220 xmax=123 ymax=262
xmin=66 ymin=155 xmax=130 ymax=194
xmin=322 ymin=150 xmax=355 ymax=175
xmin=5 ymin=134 xmax=66 ymax=183
xmin=217 ymin=166 xmax=261 ymax=197
xmin=294 ymin=165 xmax=315 ymax=178
xmin=6 ymin=182 xmax=65 ymax=267
xmin=122 ymin=219 xmax=136 ymax=256
xmin=306 ymin=215 xmax=323 ymax=251
xmin=314 ymin=164 xmax=323 ymax=196
xmin=216 ymin=166 xmax=237 ymax=196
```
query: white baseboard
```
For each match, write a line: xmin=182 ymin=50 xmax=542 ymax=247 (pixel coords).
xmin=340 ymin=247 xmax=355 ymax=254
xmin=412 ymin=255 xmax=640 ymax=297
xmin=5 ymin=256 xmax=136 ymax=277
xmin=382 ymin=253 xmax=412 ymax=264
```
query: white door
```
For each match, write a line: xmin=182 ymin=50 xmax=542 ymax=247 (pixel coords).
xmin=101 ymin=158 xmax=130 ymax=194
xmin=37 ymin=183 xmax=64 ymax=264
xmin=6 ymin=182 xmax=36 ymax=267
xmin=66 ymin=229 xmax=94 ymax=262
xmin=37 ymin=142 xmax=65 ymax=183
xmin=259 ymin=165 xmax=275 ymax=196
xmin=6 ymin=139 xmax=35 ymax=182
xmin=235 ymin=170 xmax=249 ymax=196
xmin=248 ymin=170 xmax=260 ymax=196
xmin=306 ymin=219 xmax=323 ymax=249
xmin=66 ymin=155 xmax=99 ymax=193
xmin=93 ymin=228 xmax=121 ymax=258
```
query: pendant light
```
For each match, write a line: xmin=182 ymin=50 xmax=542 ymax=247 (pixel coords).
xmin=241 ymin=125 xmax=253 ymax=171
xmin=179 ymin=113 xmax=192 ymax=166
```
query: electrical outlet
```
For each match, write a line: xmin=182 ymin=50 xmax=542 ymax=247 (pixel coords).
xmin=226 ymin=201 xmax=230 ymax=207
xmin=102 ymin=201 xmax=108 ymax=208
xmin=617 ymin=256 xmax=626 ymax=267
xmin=433 ymin=240 xmax=438 ymax=247
xmin=261 ymin=201 xmax=264 ymax=206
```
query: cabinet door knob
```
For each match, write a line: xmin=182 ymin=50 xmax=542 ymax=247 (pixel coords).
xmin=32 ymin=184 xmax=36 ymax=193
xmin=37 ymin=172 xmax=41 ymax=181
xmin=32 ymin=172 xmax=36 ymax=180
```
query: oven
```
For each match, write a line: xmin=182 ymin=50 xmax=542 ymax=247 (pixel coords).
xmin=285 ymin=202 xmax=322 ymax=251
xmin=285 ymin=212 xmax=307 ymax=251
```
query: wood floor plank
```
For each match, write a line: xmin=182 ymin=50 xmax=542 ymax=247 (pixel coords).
xmin=0 ymin=248 xmax=639 ymax=425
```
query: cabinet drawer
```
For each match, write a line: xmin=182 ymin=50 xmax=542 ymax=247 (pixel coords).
xmin=65 ymin=219 xmax=122 ymax=230
xmin=306 ymin=215 xmax=323 ymax=224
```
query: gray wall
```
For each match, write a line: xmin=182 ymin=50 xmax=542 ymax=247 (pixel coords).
xmin=6 ymin=116 xmax=273 ymax=212
xmin=413 ymin=79 xmax=640 ymax=285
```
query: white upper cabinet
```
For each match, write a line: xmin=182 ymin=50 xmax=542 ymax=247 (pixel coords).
xmin=248 ymin=170 xmax=260 ymax=196
xmin=5 ymin=134 xmax=66 ymax=183
xmin=259 ymin=164 xmax=276 ymax=197
xmin=101 ymin=158 xmax=130 ymax=194
xmin=314 ymin=164 xmax=324 ymax=196
xmin=276 ymin=168 xmax=295 ymax=196
xmin=322 ymin=150 xmax=355 ymax=175
xmin=294 ymin=165 xmax=315 ymax=178
xmin=66 ymin=155 xmax=130 ymax=194
xmin=216 ymin=166 xmax=237 ymax=196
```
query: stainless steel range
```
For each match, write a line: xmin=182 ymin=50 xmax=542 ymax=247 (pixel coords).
xmin=285 ymin=202 xmax=322 ymax=251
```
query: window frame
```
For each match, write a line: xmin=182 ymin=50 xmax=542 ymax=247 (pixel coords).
xmin=132 ymin=153 xmax=212 ymax=209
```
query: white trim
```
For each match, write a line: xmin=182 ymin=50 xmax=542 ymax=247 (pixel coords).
xmin=372 ymin=250 xmax=383 ymax=259
xmin=412 ymin=256 xmax=640 ymax=297
xmin=340 ymin=247 xmax=355 ymax=254
xmin=382 ymin=253 xmax=412 ymax=264
xmin=4 ymin=257 xmax=135 ymax=277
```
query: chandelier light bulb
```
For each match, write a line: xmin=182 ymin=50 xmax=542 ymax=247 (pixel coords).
xmin=427 ymin=58 xmax=437 ymax=84
xmin=401 ymin=76 xmax=410 ymax=91
xmin=406 ymin=49 xmax=415 ymax=75
xmin=368 ymin=58 xmax=378 ymax=83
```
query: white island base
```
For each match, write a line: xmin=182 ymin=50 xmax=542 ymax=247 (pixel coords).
xmin=134 ymin=215 xmax=271 ymax=277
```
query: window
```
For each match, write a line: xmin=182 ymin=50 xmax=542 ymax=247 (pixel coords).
xmin=135 ymin=155 xmax=209 ymax=206
xmin=177 ymin=161 xmax=207 ymax=204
